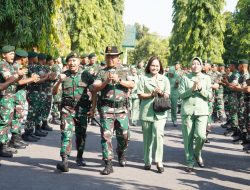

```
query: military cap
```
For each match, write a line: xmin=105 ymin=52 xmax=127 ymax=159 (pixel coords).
xmin=15 ymin=49 xmax=28 ymax=57
xmin=28 ymin=51 xmax=38 ymax=58
xmin=38 ymin=53 xmax=47 ymax=60
xmin=174 ymin=61 xmax=180 ymax=65
xmin=225 ymin=64 xmax=230 ymax=68
xmin=230 ymin=60 xmax=238 ymax=65
xmin=238 ymin=59 xmax=249 ymax=65
xmin=81 ymin=53 xmax=89 ymax=58
xmin=1 ymin=45 xmax=15 ymax=53
xmin=192 ymin=57 xmax=203 ymax=66
xmin=104 ymin=46 xmax=123 ymax=56
xmin=88 ymin=52 xmax=96 ymax=59
xmin=66 ymin=51 xmax=80 ymax=62
xmin=100 ymin=60 xmax=106 ymax=66
xmin=46 ymin=54 xmax=53 ymax=61
xmin=218 ymin=63 xmax=225 ymax=67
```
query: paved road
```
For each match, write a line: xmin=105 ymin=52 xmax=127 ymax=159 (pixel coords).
xmin=0 ymin=118 xmax=249 ymax=190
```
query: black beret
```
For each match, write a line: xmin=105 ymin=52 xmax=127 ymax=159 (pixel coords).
xmin=66 ymin=51 xmax=80 ymax=62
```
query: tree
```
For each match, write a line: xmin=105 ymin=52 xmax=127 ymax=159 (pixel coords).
xmin=169 ymin=0 xmax=226 ymax=66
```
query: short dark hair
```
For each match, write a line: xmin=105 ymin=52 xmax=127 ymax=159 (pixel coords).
xmin=145 ymin=56 xmax=164 ymax=74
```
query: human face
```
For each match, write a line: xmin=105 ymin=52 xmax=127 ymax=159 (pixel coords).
xmin=175 ymin=63 xmax=180 ymax=70
xmin=130 ymin=67 xmax=137 ymax=75
xmin=105 ymin=54 xmax=119 ymax=68
xmin=89 ymin=57 xmax=97 ymax=65
xmin=149 ymin=59 xmax=160 ymax=76
xmin=2 ymin=51 xmax=15 ymax=63
xmin=82 ymin=57 xmax=89 ymax=65
xmin=67 ymin=57 xmax=80 ymax=73
xmin=191 ymin=59 xmax=202 ymax=74
xmin=21 ymin=57 xmax=28 ymax=67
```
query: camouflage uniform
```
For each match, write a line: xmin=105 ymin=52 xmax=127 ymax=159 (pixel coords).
xmin=12 ymin=62 xmax=27 ymax=134
xmin=51 ymin=64 xmax=62 ymax=120
xmin=60 ymin=69 xmax=94 ymax=158
xmin=228 ymin=71 xmax=240 ymax=130
xmin=0 ymin=60 xmax=17 ymax=143
xmin=237 ymin=72 xmax=249 ymax=132
xmin=244 ymin=86 xmax=250 ymax=142
xmin=214 ymin=71 xmax=224 ymax=120
xmin=25 ymin=64 xmax=44 ymax=134
xmin=222 ymin=72 xmax=232 ymax=123
xmin=96 ymin=66 xmax=130 ymax=160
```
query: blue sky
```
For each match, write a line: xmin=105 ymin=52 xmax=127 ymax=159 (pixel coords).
xmin=123 ymin=0 xmax=238 ymax=37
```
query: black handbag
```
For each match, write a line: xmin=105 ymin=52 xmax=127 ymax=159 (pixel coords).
xmin=153 ymin=94 xmax=171 ymax=112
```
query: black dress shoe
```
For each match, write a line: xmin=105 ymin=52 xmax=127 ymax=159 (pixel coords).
xmin=195 ymin=156 xmax=205 ymax=168
xmin=144 ymin=165 xmax=151 ymax=170
xmin=157 ymin=166 xmax=164 ymax=173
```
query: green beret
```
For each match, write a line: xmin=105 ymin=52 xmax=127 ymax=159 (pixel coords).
xmin=28 ymin=51 xmax=38 ymax=58
xmin=88 ymin=52 xmax=96 ymax=59
xmin=46 ymin=54 xmax=53 ymax=61
xmin=174 ymin=61 xmax=180 ymax=65
xmin=38 ymin=53 xmax=47 ymax=60
xmin=1 ymin=45 xmax=15 ymax=53
xmin=239 ymin=59 xmax=249 ymax=64
xmin=100 ymin=60 xmax=106 ymax=66
xmin=15 ymin=49 xmax=28 ymax=57
xmin=218 ymin=63 xmax=225 ymax=67
xmin=81 ymin=53 xmax=89 ymax=58
xmin=230 ymin=60 xmax=238 ymax=65
xmin=66 ymin=51 xmax=80 ymax=62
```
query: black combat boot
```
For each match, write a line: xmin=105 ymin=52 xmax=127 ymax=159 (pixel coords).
xmin=34 ymin=125 xmax=48 ymax=137
xmin=9 ymin=133 xmax=26 ymax=149
xmin=50 ymin=116 xmax=60 ymax=125
xmin=224 ymin=128 xmax=235 ymax=136
xmin=0 ymin=143 xmax=13 ymax=157
xmin=57 ymin=156 xmax=69 ymax=172
xmin=42 ymin=120 xmax=53 ymax=131
xmin=76 ymin=151 xmax=86 ymax=166
xmin=15 ymin=133 xmax=29 ymax=146
xmin=117 ymin=151 xmax=127 ymax=167
xmin=22 ymin=131 xmax=38 ymax=142
xmin=101 ymin=160 xmax=113 ymax=175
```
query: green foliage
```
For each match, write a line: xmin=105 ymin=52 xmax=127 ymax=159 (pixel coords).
xmin=170 ymin=0 xmax=226 ymax=66
xmin=223 ymin=0 xmax=250 ymax=62
xmin=0 ymin=0 xmax=125 ymax=57
xmin=128 ymin=31 xmax=170 ymax=66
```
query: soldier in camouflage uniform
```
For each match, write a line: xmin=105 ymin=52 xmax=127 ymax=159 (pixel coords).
xmin=243 ymin=79 xmax=250 ymax=153
xmin=0 ymin=45 xmax=27 ymax=157
xmin=50 ymin=57 xmax=63 ymax=125
xmin=93 ymin=46 xmax=135 ymax=175
xmin=80 ymin=53 xmax=89 ymax=70
xmin=40 ymin=55 xmax=57 ymax=131
xmin=229 ymin=59 xmax=249 ymax=144
xmin=221 ymin=60 xmax=240 ymax=136
xmin=54 ymin=52 xmax=95 ymax=172
xmin=23 ymin=53 xmax=49 ymax=142
xmin=202 ymin=61 xmax=219 ymax=143
xmin=10 ymin=49 xmax=40 ymax=149
xmin=213 ymin=64 xmax=224 ymax=122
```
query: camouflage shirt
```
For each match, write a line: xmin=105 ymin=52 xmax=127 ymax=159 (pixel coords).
xmin=0 ymin=60 xmax=17 ymax=95
xmin=62 ymin=68 xmax=94 ymax=107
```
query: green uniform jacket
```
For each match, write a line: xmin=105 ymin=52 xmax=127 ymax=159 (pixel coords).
xmin=137 ymin=73 xmax=170 ymax=122
xmin=178 ymin=73 xmax=212 ymax=116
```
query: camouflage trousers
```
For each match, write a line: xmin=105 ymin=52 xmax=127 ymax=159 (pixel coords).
xmin=245 ymin=100 xmax=250 ymax=134
xmin=223 ymin=93 xmax=230 ymax=121
xmin=40 ymin=91 xmax=52 ymax=122
xmin=51 ymin=93 xmax=61 ymax=118
xmin=228 ymin=93 xmax=239 ymax=129
xmin=99 ymin=107 xmax=129 ymax=160
xmin=26 ymin=91 xmax=43 ymax=133
xmin=214 ymin=92 xmax=224 ymax=118
xmin=238 ymin=96 xmax=246 ymax=131
xmin=0 ymin=94 xmax=15 ymax=143
xmin=12 ymin=89 xmax=27 ymax=134
xmin=60 ymin=106 xmax=88 ymax=157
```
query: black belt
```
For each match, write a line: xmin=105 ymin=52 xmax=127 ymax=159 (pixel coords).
xmin=100 ymin=100 xmax=127 ymax=108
